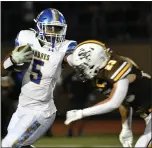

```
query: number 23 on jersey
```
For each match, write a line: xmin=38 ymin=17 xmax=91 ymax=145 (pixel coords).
xmin=105 ymin=60 xmax=117 ymax=71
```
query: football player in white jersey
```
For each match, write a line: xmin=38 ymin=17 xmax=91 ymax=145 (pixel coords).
xmin=2 ymin=8 xmax=77 ymax=148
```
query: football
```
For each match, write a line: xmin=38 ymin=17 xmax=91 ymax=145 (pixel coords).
xmin=17 ymin=45 xmax=31 ymax=52
xmin=13 ymin=45 xmax=32 ymax=72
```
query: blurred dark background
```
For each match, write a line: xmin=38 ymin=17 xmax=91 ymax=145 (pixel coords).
xmin=1 ymin=1 xmax=152 ymax=137
xmin=2 ymin=1 xmax=152 ymax=42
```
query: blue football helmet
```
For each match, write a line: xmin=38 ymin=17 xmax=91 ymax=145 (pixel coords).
xmin=34 ymin=8 xmax=67 ymax=48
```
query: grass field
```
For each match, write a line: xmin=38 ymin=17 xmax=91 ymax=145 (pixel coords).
xmin=34 ymin=134 xmax=140 ymax=147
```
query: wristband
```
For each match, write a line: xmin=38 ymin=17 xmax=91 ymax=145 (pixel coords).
xmin=10 ymin=55 xmax=17 ymax=64
xmin=3 ymin=57 xmax=14 ymax=69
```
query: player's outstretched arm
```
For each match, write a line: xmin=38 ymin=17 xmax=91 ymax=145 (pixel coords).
xmin=65 ymin=78 xmax=129 ymax=125
xmin=119 ymin=105 xmax=133 ymax=147
xmin=1 ymin=45 xmax=33 ymax=76
xmin=63 ymin=40 xmax=77 ymax=67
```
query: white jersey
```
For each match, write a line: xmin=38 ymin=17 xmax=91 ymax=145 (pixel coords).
xmin=15 ymin=30 xmax=77 ymax=117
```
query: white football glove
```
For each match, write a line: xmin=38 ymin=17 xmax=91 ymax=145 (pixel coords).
xmin=119 ymin=128 xmax=133 ymax=147
xmin=64 ymin=110 xmax=83 ymax=125
xmin=11 ymin=44 xmax=33 ymax=64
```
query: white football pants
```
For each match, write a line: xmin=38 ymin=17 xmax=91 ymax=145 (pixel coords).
xmin=2 ymin=106 xmax=56 ymax=147
xmin=135 ymin=113 xmax=152 ymax=147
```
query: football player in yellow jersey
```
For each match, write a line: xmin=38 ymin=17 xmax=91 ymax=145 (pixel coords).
xmin=65 ymin=40 xmax=151 ymax=147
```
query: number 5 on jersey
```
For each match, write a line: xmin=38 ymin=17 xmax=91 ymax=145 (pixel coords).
xmin=30 ymin=59 xmax=44 ymax=84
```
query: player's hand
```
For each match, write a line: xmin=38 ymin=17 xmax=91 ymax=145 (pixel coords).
xmin=11 ymin=44 xmax=33 ymax=64
xmin=119 ymin=128 xmax=133 ymax=147
xmin=64 ymin=110 xmax=83 ymax=125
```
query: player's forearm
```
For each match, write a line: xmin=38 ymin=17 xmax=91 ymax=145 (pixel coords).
xmin=82 ymin=79 xmax=129 ymax=117
xmin=119 ymin=105 xmax=133 ymax=129
xmin=1 ymin=63 xmax=9 ymax=76
xmin=82 ymin=98 xmax=117 ymax=117
xmin=1 ymin=53 xmax=14 ymax=76
xmin=119 ymin=105 xmax=129 ymax=124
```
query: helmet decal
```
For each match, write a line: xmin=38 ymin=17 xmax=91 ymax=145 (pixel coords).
xmin=72 ymin=40 xmax=111 ymax=81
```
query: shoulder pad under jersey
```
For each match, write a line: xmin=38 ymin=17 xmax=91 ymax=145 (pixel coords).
xmin=61 ymin=40 xmax=77 ymax=52
xmin=15 ymin=30 xmax=36 ymax=47
xmin=66 ymin=40 xmax=77 ymax=52
xmin=61 ymin=40 xmax=77 ymax=56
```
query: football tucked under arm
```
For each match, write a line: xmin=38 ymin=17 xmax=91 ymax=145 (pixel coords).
xmin=11 ymin=45 xmax=33 ymax=64
xmin=1 ymin=45 xmax=33 ymax=76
